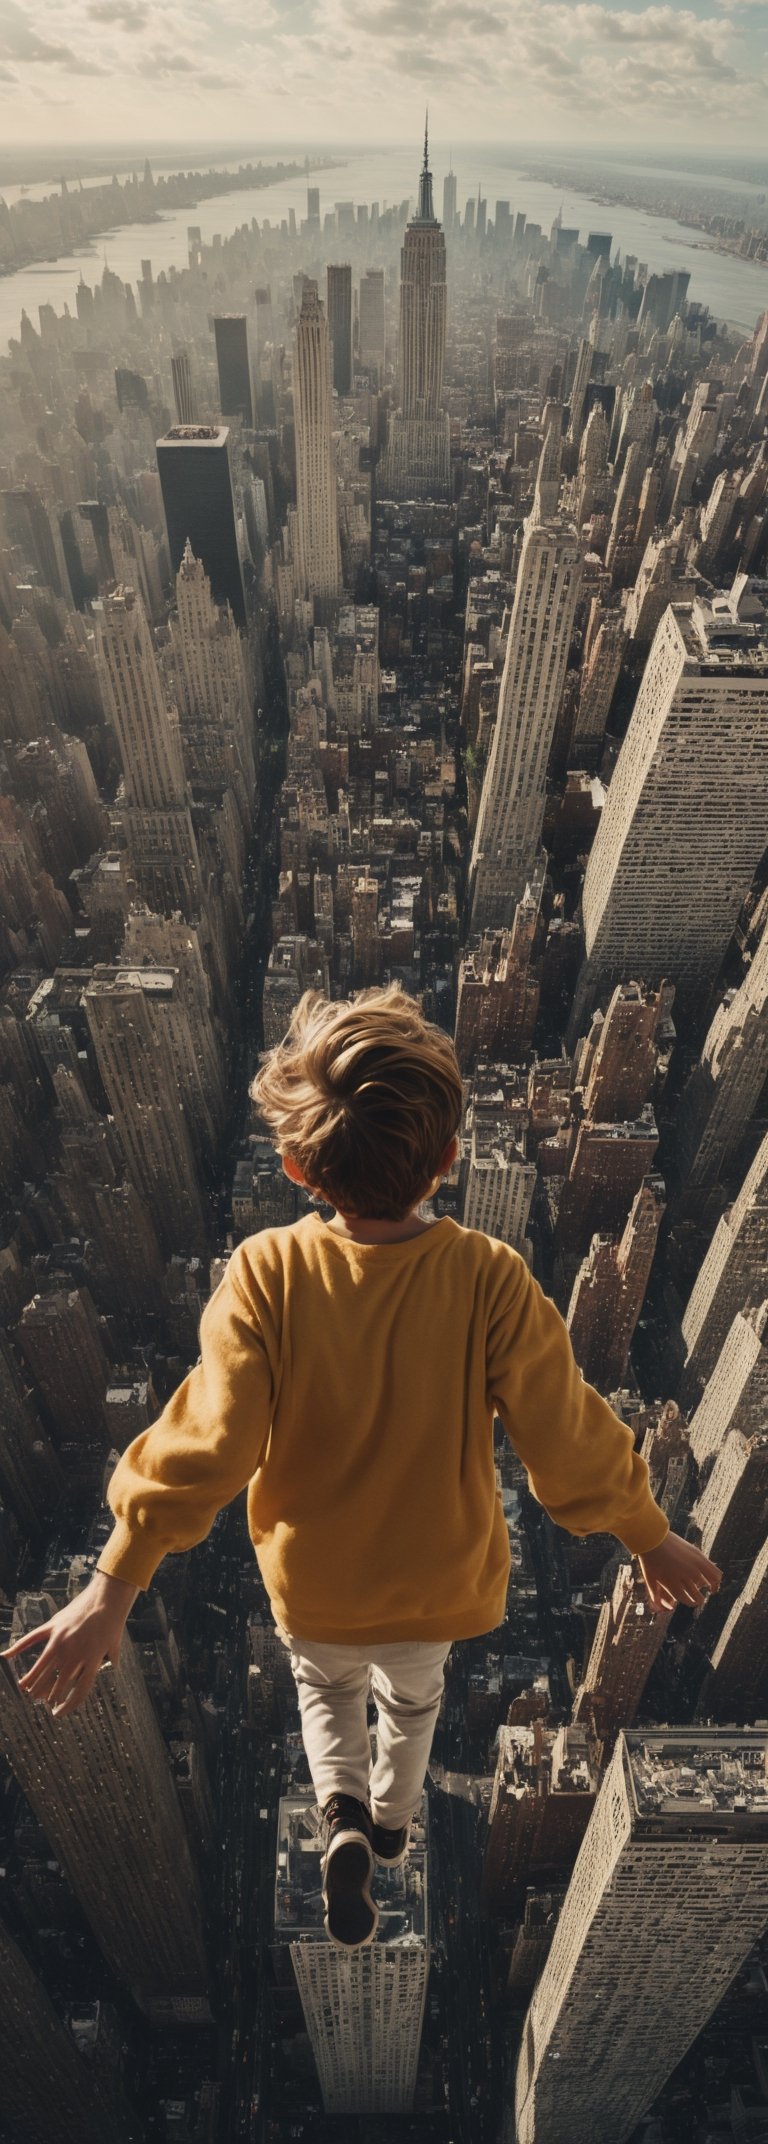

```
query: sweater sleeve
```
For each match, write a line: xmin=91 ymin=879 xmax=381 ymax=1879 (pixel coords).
xmin=96 ymin=1246 xmax=275 ymax=1590
xmin=486 ymin=1251 xmax=669 ymax=1557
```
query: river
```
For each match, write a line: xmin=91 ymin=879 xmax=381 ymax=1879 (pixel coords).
xmin=2 ymin=144 xmax=767 ymax=354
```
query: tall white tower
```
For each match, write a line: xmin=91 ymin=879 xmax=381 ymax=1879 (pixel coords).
xmin=276 ymin=1789 xmax=429 ymax=2112
xmin=470 ymin=513 xmax=582 ymax=931
xmin=515 ymin=1728 xmax=768 ymax=2144
xmin=293 ymin=283 xmax=342 ymax=602
xmin=574 ymin=597 xmax=768 ymax=1030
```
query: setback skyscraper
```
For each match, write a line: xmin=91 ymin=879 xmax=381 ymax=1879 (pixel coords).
xmin=380 ymin=125 xmax=450 ymax=499
xmin=213 ymin=314 xmax=254 ymax=427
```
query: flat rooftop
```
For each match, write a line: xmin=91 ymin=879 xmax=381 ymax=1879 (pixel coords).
xmin=624 ymin=1730 xmax=768 ymax=1828
xmin=275 ymin=1788 xmax=428 ymax=1944
xmin=157 ymin=425 xmax=230 ymax=448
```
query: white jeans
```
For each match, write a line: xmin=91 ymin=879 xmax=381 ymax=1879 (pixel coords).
xmin=275 ymin=1625 xmax=453 ymax=1828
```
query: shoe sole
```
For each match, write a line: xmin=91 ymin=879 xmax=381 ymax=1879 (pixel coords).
xmin=323 ymin=1832 xmax=379 ymax=1949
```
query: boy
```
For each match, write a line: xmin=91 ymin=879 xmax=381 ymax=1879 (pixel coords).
xmin=2 ymin=985 xmax=721 ymax=1950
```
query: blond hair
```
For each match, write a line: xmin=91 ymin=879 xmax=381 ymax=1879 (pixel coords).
xmin=251 ymin=984 xmax=463 ymax=1220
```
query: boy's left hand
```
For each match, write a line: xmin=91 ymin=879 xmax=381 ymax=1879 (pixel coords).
xmin=637 ymin=1531 xmax=722 ymax=1614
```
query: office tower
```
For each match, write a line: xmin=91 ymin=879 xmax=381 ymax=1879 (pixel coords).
xmin=533 ymin=404 xmax=562 ymax=521
xmin=689 ymin=1348 xmax=768 ymax=1639
xmin=575 ymin=601 xmax=768 ymax=1030
xmin=84 ymin=969 xmax=207 ymax=1252
xmin=261 ymin=936 xmax=329 ymax=1048
xmin=359 ymin=268 xmax=386 ymax=374
xmin=95 ymin=585 xmax=202 ymax=919
xmin=573 ymin=981 xmax=664 ymax=1122
xmin=461 ymin=1072 xmax=536 ymax=1251
xmin=380 ymin=125 xmax=450 ymax=499
xmin=293 ymin=284 xmax=342 ymax=602
xmin=483 ymin=1724 xmax=596 ymax=1913
xmin=0 ymin=1332 xmax=63 ymax=1536
xmin=213 ymin=314 xmax=253 ymax=427
xmin=707 ymin=1536 xmax=768 ymax=1718
xmin=678 ymin=917 xmax=768 ymax=1188
xmin=688 ymin=1302 xmax=768 ymax=1468
xmin=680 ymin=1131 xmax=768 ymax=1405
xmin=575 ymin=404 xmax=610 ymax=525
xmin=470 ymin=515 xmax=582 ymax=931
xmin=0 ymin=1582 xmax=210 ymax=2023
xmin=171 ymin=350 xmax=197 ymax=426
xmin=555 ymin=1107 xmax=659 ymax=1257
xmin=495 ymin=199 xmax=512 ymax=241
xmin=639 ymin=1399 xmax=692 ymax=1527
xmin=515 ymin=1729 xmax=768 ymax=2144
xmin=326 ymin=264 xmax=352 ymax=395
xmin=566 ymin=1175 xmax=666 ymax=1391
xmin=443 ymin=167 xmax=457 ymax=231
xmin=276 ymin=1788 xmax=429 ymax=2111
xmin=571 ymin=608 xmax=625 ymax=761
xmin=572 ymin=1563 xmax=672 ymax=1746
xmin=16 ymin=1288 xmax=111 ymax=1481
xmin=567 ymin=338 xmax=593 ymax=445
xmin=156 ymin=424 xmax=246 ymax=626
xmin=0 ymin=1915 xmax=138 ymax=2144
xmin=454 ymin=872 xmax=545 ymax=1071
xmin=307 ymin=184 xmax=320 ymax=226
xmin=171 ymin=541 xmax=255 ymax=826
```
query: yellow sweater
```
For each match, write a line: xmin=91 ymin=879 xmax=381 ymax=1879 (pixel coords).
xmin=97 ymin=1214 xmax=669 ymax=1643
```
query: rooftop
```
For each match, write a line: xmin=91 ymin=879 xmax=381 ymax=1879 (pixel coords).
xmin=624 ymin=1730 xmax=768 ymax=1828
xmin=275 ymin=1789 xmax=428 ymax=1943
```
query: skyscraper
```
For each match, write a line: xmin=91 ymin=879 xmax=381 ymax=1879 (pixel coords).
xmin=83 ymin=968 xmax=208 ymax=1253
xmin=442 ymin=167 xmax=457 ymax=231
xmin=359 ymin=269 xmax=386 ymax=375
xmin=677 ymin=914 xmax=768 ymax=1188
xmin=515 ymin=1729 xmax=768 ymax=2144
xmin=94 ymin=584 xmax=203 ymax=920
xmin=680 ymin=1130 xmax=768 ymax=1405
xmin=571 ymin=1561 xmax=672 ymax=1745
xmin=326 ymin=264 xmax=352 ymax=395
xmin=170 ymin=350 xmax=197 ymax=426
xmin=0 ymin=1581 xmax=210 ymax=2023
xmin=293 ymin=283 xmax=342 ymax=602
xmin=213 ymin=314 xmax=254 ymax=427
xmin=156 ymin=424 xmax=246 ymax=626
xmin=380 ymin=124 xmax=450 ymax=500
xmin=275 ymin=1787 xmax=429 ymax=2112
xmin=470 ymin=514 xmax=582 ymax=931
xmin=574 ymin=599 xmax=768 ymax=1029
xmin=171 ymin=541 xmax=255 ymax=829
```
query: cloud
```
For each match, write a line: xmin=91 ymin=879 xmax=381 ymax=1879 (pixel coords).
xmin=86 ymin=0 xmax=150 ymax=23
xmin=0 ymin=0 xmax=79 ymax=64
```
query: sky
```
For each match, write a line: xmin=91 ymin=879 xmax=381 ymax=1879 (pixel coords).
xmin=1 ymin=0 xmax=768 ymax=156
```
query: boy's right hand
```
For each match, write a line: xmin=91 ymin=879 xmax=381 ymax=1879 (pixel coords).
xmin=0 ymin=1570 xmax=139 ymax=1718
xmin=637 ymin=1531 xmax=722 ymax=1614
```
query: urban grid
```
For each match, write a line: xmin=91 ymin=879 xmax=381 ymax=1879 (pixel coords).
xmin=0 ymin=126 xmax=767 ymax=2144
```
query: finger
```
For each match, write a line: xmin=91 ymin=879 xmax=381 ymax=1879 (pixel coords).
xmin=17 ymin=1644 xmax=61 ymax=1692
xmin=700 ymin=1559 xmax=722 ymax=1590
xmin=52 ymin=1672 xmax=91 ymax=1718
xmin=0 ymin=1626 xmax=53 ymax=1659
xmin=29 ymin=1667 xmax=69 ymax=1707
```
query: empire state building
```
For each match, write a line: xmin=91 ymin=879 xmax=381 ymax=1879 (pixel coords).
xmin=381 ymin=123 xmax=451 ymax=500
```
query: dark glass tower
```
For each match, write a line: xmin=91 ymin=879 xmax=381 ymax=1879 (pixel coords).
xmin=326 ymin=264 xmax=352 ymax=395
xmin=155 ymin=424 xmax=246 ymax=626
xmin=213 ymin=314 xmax=254 ymax=426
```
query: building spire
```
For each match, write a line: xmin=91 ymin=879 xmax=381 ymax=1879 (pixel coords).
xmin=416 ymin=114 xmax=436 ymax=224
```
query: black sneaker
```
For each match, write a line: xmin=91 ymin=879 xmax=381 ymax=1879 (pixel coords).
xmin=370 ymin=1818 xmax=411 ymax=1869
xmin=322 ymin=1795 xmax=379 ymax=1949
